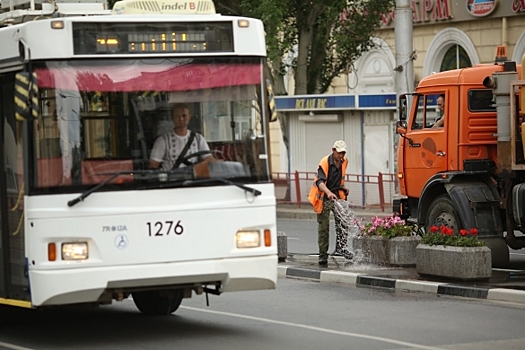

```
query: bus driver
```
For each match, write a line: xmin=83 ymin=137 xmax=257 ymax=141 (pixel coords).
xmin=149 ymin=103 xmax=215 ymax=170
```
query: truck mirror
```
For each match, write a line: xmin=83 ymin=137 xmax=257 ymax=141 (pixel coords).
xmin=398 ymin=94 xmax=407 ymax=121
xmin=395 ymin=120 xmax=407 ymax=135
xmin=14 ymin=72 xmax=39 ymax=121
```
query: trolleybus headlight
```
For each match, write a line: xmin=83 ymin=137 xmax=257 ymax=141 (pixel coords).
xmin=235 ymin=230 xmax=260 ymax=248
xmin=62 ymin=242 xmax=89 ymax=260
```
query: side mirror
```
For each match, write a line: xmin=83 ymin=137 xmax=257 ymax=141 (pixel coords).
xmin=398 ymin=94 xmax=407 ymax=121
xmin=14 ymin=72 xmax=39 ymax=121
xmin=395 ymin=120 xmax=407 ymax=135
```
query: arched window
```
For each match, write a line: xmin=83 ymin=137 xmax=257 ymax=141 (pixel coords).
xmin=423 ymin=28 xmax=478 ymax=77
xmin=440 ymin=45 xmax=472 ymax=72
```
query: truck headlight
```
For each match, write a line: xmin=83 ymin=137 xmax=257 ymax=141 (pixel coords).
xmin=62 ymin=242 xmax=89 ymax=260
xmin=236 ymin=230 xmax=260 ymax=248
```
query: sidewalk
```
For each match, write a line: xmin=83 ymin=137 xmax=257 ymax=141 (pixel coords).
xmin=276 ymin=204 xmax=525 ymax=306
xmin=276 ymin=203 xmax=388 ymax=221
xmin=278 ymin=254 xmax=525 ymax=306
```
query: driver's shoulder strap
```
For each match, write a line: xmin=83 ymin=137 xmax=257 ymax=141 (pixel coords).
xmin=173 ymin=131 xmax=196 ymax=168
xmin=186 ymin=131 xmax=197 ymax=150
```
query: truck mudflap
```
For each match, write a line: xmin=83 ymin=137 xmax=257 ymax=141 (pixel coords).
xmin=444 ymin=181 xmax=502 ymax=238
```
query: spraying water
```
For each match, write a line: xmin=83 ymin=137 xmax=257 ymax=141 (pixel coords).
xmin=333 ymin=199 xmax=383 ymax=265
xmin=332 ymin=199 xmax=359 ymax=260
xmin=332 ymin=200 xmax=417 ymax=269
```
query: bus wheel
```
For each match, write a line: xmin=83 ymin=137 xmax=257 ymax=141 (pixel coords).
xmin=132 ymin=289 xmax=183 ymax=315
xmin=426 ymin=194 xmax=463 ymax=233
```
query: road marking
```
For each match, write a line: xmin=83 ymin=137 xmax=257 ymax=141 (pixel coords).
xmin=0 ymin=341 xmax=35 ymax=350
xmin=182 ymin=306 xmax=445 ymax=350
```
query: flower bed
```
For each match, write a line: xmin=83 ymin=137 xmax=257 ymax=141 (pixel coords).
xmin=421 ymin=226 xmax=484 ymax=247
xmin=352 ymin=215 xmax=420 ymax=266
xmin=416 ymin=226 xmax=491 ymax=280
xmin=357 ymin=215 xmax=416 ymax=238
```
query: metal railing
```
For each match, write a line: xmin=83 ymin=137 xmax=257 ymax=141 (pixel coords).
xmin=272 ymin=171 xmax=399 ymax=212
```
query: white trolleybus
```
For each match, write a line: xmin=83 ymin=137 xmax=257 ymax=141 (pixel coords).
xmin=0 ymin=0 xmax=277 ymax=315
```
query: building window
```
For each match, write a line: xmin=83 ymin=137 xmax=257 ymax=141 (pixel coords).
xmin=440 ymin=45 xmax=471 ymax=72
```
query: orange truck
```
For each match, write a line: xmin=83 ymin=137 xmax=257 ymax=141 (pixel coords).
xmin=394 ymin=46 xmax=525 ymax=266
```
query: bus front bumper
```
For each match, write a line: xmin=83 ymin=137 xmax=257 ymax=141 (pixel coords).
xmin=28 ymin=255 xmax=277 ymax=306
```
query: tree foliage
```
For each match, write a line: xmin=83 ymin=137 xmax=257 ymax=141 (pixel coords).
xmin=214 ymin=0 xmax=294 ymax=96
xmin=214 ymin=0 xmax=395 ymax=95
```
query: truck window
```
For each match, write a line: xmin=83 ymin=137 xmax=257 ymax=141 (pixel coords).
xmin=412 ymin=94 xmax=441 ymax=129
xmin=468 ymin=90 xmax=495 ymax=112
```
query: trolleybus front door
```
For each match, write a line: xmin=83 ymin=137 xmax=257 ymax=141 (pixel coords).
xmin=0 ymin=72 xmax=29 ymax=302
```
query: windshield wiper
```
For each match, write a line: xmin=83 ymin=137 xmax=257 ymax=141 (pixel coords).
xmin=68 ymin=171 xmax=262 ymax=207
xmin=67 ymin=170 xmax=155 ymax=207
xmin=182 ymin=178 xmax=262 ymax=196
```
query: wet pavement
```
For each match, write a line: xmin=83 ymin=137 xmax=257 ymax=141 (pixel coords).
xmin=276 ymin=204 xmax=525 ymax=305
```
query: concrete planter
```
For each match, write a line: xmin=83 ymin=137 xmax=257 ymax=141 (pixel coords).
xmin=351 ymin=235 xmax=420 ymax=266
xmin=416 ymin=244 xmax=492 ymax=280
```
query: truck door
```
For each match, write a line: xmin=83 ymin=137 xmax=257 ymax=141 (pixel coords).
xmin=403 ymin=93 xmax=448 ymax=198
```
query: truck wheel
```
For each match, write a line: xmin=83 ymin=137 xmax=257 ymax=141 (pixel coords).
xmin=426 ymin=194 xmax=463 ymax=233
xmin=132 ymin=289 xmax=183 ymax=315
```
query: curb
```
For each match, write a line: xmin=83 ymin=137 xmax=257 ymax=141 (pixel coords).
xmin=276 ymin=209 xmax=388 ymax=221
xmin=276 ymin=210 xmax=317 ymax=221
xmin=277 ymin=265 xmax=525 ymax=305
xmin=287 ymin=254 xmax=348 ymax=264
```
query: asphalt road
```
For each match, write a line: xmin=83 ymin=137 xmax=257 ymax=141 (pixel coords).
xmin=0 ymin=279 xmax=524 ymax=350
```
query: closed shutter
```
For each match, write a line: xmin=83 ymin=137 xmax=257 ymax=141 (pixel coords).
xmin=305 ymin=122 xmax=343 ymax=173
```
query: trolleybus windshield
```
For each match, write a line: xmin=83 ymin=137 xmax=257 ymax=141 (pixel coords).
xmin=29 ymin=57 xmax=269 ymax=193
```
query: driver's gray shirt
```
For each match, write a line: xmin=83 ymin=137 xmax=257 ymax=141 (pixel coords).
xmin=150 ymin=129 xmax=210 ymax=171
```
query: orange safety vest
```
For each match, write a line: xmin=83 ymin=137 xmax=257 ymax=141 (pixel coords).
xmin=308 ymin=155 xmax=348 ymax=214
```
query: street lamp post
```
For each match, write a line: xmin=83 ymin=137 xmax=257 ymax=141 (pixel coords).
xmin=394 ymin=0 xmax=414 ymax=96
